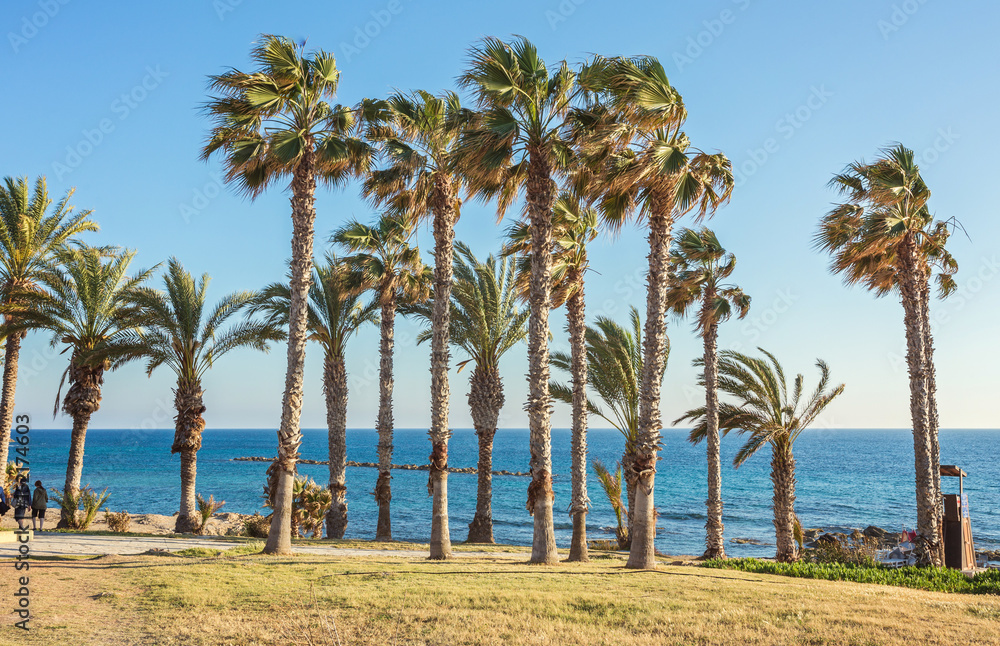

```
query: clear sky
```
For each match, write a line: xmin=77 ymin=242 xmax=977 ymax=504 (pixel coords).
xmin=2 ymin=0 xmax=997 ymax=431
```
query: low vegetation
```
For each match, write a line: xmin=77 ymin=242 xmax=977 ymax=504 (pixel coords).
xmin=704 ymin=558 xmax=1000 ymax=595
xmin=50 ymin=485 xmax=110 ymax=530
xmin=104 ymin=509 xmax=131 ymax=533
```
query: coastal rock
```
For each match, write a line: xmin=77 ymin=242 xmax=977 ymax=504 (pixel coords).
xmin=730 ymin=537 xmax=771 ymax=546
xmin=862 ymin=525 xmax=888 ymax=540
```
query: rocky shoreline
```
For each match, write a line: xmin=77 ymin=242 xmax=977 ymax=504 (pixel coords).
xmin=232 ymin=456 xmax=530 ymax=477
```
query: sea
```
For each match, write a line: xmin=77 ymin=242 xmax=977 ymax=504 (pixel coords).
xmin=16 ymin=427 xmax=1000 ymax=557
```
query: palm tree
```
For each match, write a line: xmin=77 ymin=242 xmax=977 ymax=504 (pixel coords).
xmin=677 ymin=349 xmax=845 ymax=563
xmin=201 ymin=34 xmax=374 ymax=554
xmin=1 ymin=247 xmax=151 ymax=527
xmin=333 ymin=213 xmax=430 ymax=541
xmin=0 ymin=176 xmax=99 ymax=468
xmin=585 ymin=56 xmax=734 ymax=569
xmin=551 ymin=307 xmax=658 ymax=548
xmin=815 ymin=144 xmax=956 ymax=565
xmin=506 ymin=191 xmax=598 ymax=561
xmin=362 ymin=90 xmax=473 ymax=559
xmin=460 ymin=36 xmax=581 ymax=564
xmin=406 ymin=242 xmax=528 ymax=544
xmin=249 ymin=253 xmax=378 ymax=538
xmin=665 ymin=227 xmax=750 ymax=560
xmin=110 ymin=258 xmax=282 ymax=533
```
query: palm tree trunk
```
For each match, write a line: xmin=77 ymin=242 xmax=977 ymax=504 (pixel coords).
xmin=467 ymin=364 xmax=504 ymax=544
xmin=0 ymin=332 xmax=23 ymax=469
xmin=428 ymin=174 xmax=457 ymax=560
xmin=627 ymin=196 xmax=673 ymax=570
xmin=265 ymin=145 xmax=316 ymax=556
xmin=375 ymin=296 xmax=396 ymax=542
xmin=324 ymin=354 xmax=349 ymax=539
xmin=525 ymin=148 xmax=558 ymax=565
xmin=771 ymin=439 xmax=797 ymax=563
xmin=567 ymin=274 xmax=589 ymax=562
xmin=920 ymin=278 xmax=944 ymax=565
xmin=58 ymin=358 xmax=103 ymax=529
xmin=622 ymin=447 xmax=637 ymax=546
xmin=703 ymin=313 xmax=726 ymax=560
xmin=172 ymin=380 xmax=206 ymax=534
xmin=177 ymin=451 xmax=198 ymax=533
xmin=897 ymin=237 xmax=941 ymax=565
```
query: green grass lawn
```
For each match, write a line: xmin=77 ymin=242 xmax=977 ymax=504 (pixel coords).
xmin=4 ymin=550 xmax=1000 ymax=645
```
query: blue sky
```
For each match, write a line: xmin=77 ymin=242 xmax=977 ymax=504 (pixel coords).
xmin=2 ymin=0 xmax=997 ymax=431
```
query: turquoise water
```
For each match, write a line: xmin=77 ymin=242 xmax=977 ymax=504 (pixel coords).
xmin=18 ymin=427 xmax=1000 ymax=556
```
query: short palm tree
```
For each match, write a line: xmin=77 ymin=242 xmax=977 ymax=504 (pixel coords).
xmin=0 ymin=176 xmax=99 ymax=468
xmin=551 ymin=306 xmax=658 ymax=548
xmin=201 ymin=34 xmax=374 ymax=554
xmin=1 ymin=247 xmax=151 ymax=527
xmin=362 ymin=90 xmax=473 ymax=559
xmin=677 ymin=349 xmax=845 ymax=563
xmin=586 ymin=56 xmax=734 ymax=569
xmin=249 ymin=253 xmax=378 ymax=538
xmin=111 ymin=258 xmax=282 ymax=533
xmin=460 ymin=36 xmax=581 ymax=564
xmin=815 ymin=144 xmax=956 ymax=565
xmin=406 ymin=242 xmax=528 ymax=544
xmin=333 ymin=213 xmax=430 ymax=541
xmin=666 ymin=227 xmax=750 ymax=559
xmin=506 ymin=191 xmax=598 ymax=561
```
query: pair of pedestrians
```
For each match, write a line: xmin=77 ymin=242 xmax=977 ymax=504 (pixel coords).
xmin=1 ymin=477 xmax=48 ymax=531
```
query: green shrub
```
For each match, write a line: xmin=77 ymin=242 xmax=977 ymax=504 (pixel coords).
xmin=50 ymin=485 xmax=109 ymax=530
xmin=703 ymin=558 xmax=1000 ymax=595
xmin=243 ymin=512 xmax=270 ymax=538
xmin=194 ymin=494 xmax=226 ymax=535
xmin=105 ymin=509 xmax=131 ymax=533
xmin=293 ymin=477 xmax=331 ymax=539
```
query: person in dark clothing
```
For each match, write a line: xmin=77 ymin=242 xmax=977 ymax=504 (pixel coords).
xmin=12 ymin=476 xmax=31 ymax=530
xmin=32 ymin=480 xmax=48 ymax=531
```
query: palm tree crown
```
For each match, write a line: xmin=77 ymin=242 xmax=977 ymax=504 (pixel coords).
xmin=666 ymin=227 xmax=750 ymax=333
xmin=250 ymin=253 xmax=378 ymax=361
xmin=201 ymin=34 xmax=373 ymax=196
xmin=332 ymin=213 xmax=430 ymax=303
xmin=119 ymin=258 xmax=282 ymax=392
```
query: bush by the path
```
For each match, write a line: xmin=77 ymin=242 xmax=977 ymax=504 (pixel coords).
xmin=703 ymin=558 xmax=1000 ymax=595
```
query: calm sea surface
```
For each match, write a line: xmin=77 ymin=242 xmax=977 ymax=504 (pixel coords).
xmin=18 ymin=428 xmax=1000 ymax=556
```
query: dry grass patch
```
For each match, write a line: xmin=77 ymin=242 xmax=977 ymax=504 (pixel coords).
xmin=2 ymin=553 xmax=999 ymax=645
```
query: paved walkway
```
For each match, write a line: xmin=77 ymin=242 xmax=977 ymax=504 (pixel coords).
xmin=0 ymin=532 xmax=531 ymax=559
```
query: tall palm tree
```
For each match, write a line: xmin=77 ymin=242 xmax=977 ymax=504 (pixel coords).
xmin=665 ymin=227 xmax=750 ymax=560
xmin=1 ymin=247 xmax=151 ymax=527
xmin=677 ymin=349 xmax=845 ymax=563
xmin=362 ymin=90 xmax=473 ymax=559
xmin=460 ymin=36 xmax=581 ymax=564
xmin=815 ymin=144 xmax=956 ymax=565
xmin=0 ymin=176 xmax=99 ymax=468
xmin=108 ymin=258 xmax=282 ymax=532
xmin=201 ymin=34 xmax=374 ymax=554
xmin=249 ymin=253 xmax=378 ymax=538
xmin=551 ymin=307 xmax=659 ymax=547
xmin=333 ymin=213 xmax=430 ymax=541
xmin=506 ymin=191 xmax=598 ymax=561
xmin=586 ymin=56 xmax=734 ymax=569
xmin=406 ymin=242 xmax=528 ymax=544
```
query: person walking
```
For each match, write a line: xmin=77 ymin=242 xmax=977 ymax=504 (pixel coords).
xmin=32 ymin=480 xmax=48 ymax=531
xmin=12 ymin=476 xmax=31 ymax=531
